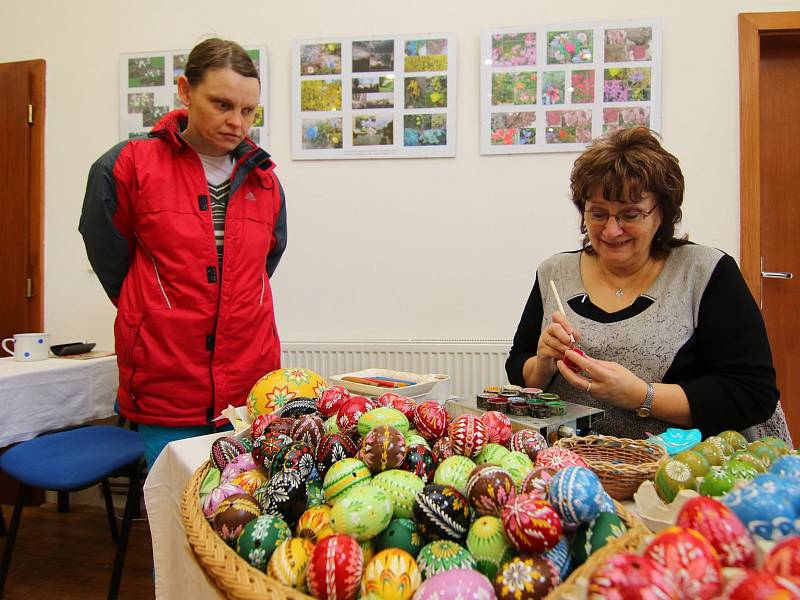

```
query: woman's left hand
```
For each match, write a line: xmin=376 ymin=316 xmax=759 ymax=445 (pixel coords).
xmin=557 ymin=349 xmax=648 ymax=411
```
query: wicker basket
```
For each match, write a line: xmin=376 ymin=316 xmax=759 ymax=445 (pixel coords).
xmin=181 ymin=460 xmax=314 ymax=600
xmin=554 ymin=435 xmax=667 ymax=501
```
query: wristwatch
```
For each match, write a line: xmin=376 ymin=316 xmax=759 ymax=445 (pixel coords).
xmin=636 ymin=383 xmax=654 ymax=418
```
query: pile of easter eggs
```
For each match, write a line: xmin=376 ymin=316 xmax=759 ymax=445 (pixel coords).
xmin=200 ymin=370 xmax=632 ymax=600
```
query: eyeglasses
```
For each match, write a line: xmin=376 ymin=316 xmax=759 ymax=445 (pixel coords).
xmin=583 ymin=204 xmax=658 ymax=228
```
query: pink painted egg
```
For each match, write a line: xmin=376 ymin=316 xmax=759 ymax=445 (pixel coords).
xmin=509 ymin=429 xmax=548 ymax=460
xmin=722 ymin=570 xmax=800 ymax=600
xmin=448 ymin=415 xmax=488 ymax=459
xmin=501 ymin=494 xmax=562 ymax=553
xmin=535 ymin=446 xmax=589 ymax=471
xmin=480 ymin=411 xmax=513 ymax=446
xmin=336 ymin=396 xmax=377 ymax=436
xmin=431 ymin=437 xmax=453 ymax=465
xmin=306 ymin=534 xmax=364 ymax=600
xmin=317 ymin=385 xmax=350 ymax=417
xmin=414 ymin=568 xmax=496 ymax=600
xmin=220 ymin=452 xmax=259 ymax=483
xmin=587 ymin=552 xmax=680 ymax=600
xmin=765 ymin=536 xmax=800 ymax=577
xmin=361 ymin=548 xmax=421 ymax=600
xmin=676 ymin=496 xmax=756 ymax=568
xmin=415 ymin=401 xmax=451 ymax=442
xmin=520 ymin=466 xmax=557 ymax=500
xmin=643 ymin=526 xmax=722 ymax=600
xmin=466 ymin=464 xmax=516 ymax=517
xmin=202 ymin=483 xmax=245 ymax=519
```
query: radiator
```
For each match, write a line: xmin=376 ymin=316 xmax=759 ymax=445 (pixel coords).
xmin=281 ymin=340 xmax=512 ymax=401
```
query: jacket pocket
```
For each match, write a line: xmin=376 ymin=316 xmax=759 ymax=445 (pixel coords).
xmin=135 ymin=233 xmax=173 ymax=309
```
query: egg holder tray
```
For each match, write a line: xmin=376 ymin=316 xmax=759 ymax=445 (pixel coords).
xmin=182 ymin=459 xmax=314 ymax=600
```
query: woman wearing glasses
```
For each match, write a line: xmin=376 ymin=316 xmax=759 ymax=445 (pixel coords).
xmin=506 ymin=127 xmax=788 ymax=442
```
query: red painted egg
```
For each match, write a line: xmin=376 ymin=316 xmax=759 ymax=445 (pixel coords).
xmin=448 ymin=415 xmax=488 ymax=459
xmin=765 ymin=537 xmax=800 ymax=577
xmin=587 ymin=552 xmax=680 ymax=600
xmin=336 ymin=396 xmax=377 ymax=436
xmin=264 ymin=417 xmax=295 ymax=437
xmin=431 ymin=437 xmax=453 ymax=465
xmin=306 ymin=533 xmax=364 ymax=600
xmin=466 ymin=464 xmax=516 ymax=517
xmin=415 ymin=401 xmax=451 ymax=442
xmin=501 ymin=494 xmax=562 ymax=553
xmin=480 ymin=411 xmax=513 ymax=446
xmin=520 ymin=466 xmax=557 ymax=500
xmin=376 ymin=391 xmax=403 ymax=407
xmin=643 ymin=526 xmax=722 ymax=600
xmin=389 ymin=395 xmax=418 ymax=422
xmin=723 ymin=571 xmax=800 ymax=600
xmin=251 ymin=413 xmax=280 ymax=439
xmin=535 ymin=447 xmax=589 ymax=471
xmin=317 ymin=386 xmax=350 ymax=418
xmin=676 ymin=496 xmax=756 ymax=568
xmin=509 ymin=429 xmax=548 ymax=460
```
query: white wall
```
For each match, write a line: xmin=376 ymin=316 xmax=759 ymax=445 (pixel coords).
xmin=1 ymin=0 xmax=796 ymax=349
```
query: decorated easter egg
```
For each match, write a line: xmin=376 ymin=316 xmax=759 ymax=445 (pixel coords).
xmin=247 ymin=367 xmax=326 ymax=419
xmin=413 ymin=483 xmax=471 ymax=544
xmin=210 ymin=436 xmax=248 ymax=470
xmin=230 ymin=468 xmax=269 ymax=496
xmin=330 ymin=484 xmax=393 ymax=540
xmin=262 ymin=470 xmax=308 ymax=526
xmin=762 ymin=435 xmax=790 ymax=455
xmin=431 ymin=437 xmax=453 ymax=465
xmin=723 ymin=485 xmax=797 ymax=541
xmin=264 ymin=417 xmax=296 ymax=437
xmin=676 ymin=495 xmax=755 ymax=568
xmin=502 ymin=494 xmax=562 ymax=553
xmin=543 ymin=535 xmax=572 ymax=581
xmin=571 ymin=511 xmax=627 ymax=567
xmin=402 ymin=444 xmax=436 ymax=483
xmin=372 ymin=469 xmax=425 ymax=519
xmin=360 ymin=539 xmax=375 ymax=564
xmin=277 ymin=397 xmax=319 ymax=419
xmin=723 ymin=458 xmax=760 ymax=481
xmin=221 ymin=452 xmax=258 ymax=483
xmin=752 ymin=472 xmax=800 ymax=509
xmin=296 ymin=505 xmax=334 ymax=543
xmin=388 ymin=395 xmax=418 ymax=422
xmin=415 ymin=401 xmax=451 ymax=442
xmin=480 ymin=411 xmax=513 ymax=446
xmin=719 ymin=430 xmax=749 ymax=452
xmin=290 ymin=414 xmax=326 ymax=453
xmin=672 ymin=449 xmax=711 ymax=478
xmin=251 ymin=413 xmax=279 ymax=439
xmin=417 ymin=540 xmax=477 ymax=579
xmin=361 ymin=425 xmax=408 ymax=473
xmin=448 ymin=415 xmax=488 ymax=459
xmin=722 ymin=571 xmax=800 ymax=599
xmin=730 ymin=450 xmax=768 ymax=474
xmin=213 ymin=493 xmax=261 ymax=546
xmin=337 ymin=396 xmax=377 ymax=436
xmin=466 ymin=464 xmax=516 ymax=517
xmin=494 ymin=555 xmax=560 ymax=600
xmin=252 ymin=433 xmax=293 ymax=471
xmin=509 ymin=429 xmax=549 ymax=461
xmin=236 ymin=513 xmax=291 ymax=570
xmin=374 ymin=517 xmax=423 ymax=557
xmin=405 ymin=433 xmax=430 ymax=449
xmin=414 ymin=568 xmax=496 ymax=600
xmin=643 ymin=526 xmax=722 ymax=600
xmin=474 ymin=443 xmax=511 ymax=466
xmin=535 ymin=446 xmax=588 ymax=471
xmin=306 ymin=479 xmax=326 ymax=508
xmin=770 ymin=454 xmax=800 ymax=478
xmin=520 ymin=466 xmax=557 ymax=501
xmin=374 ymin=391 xmax=403 ymax=408
xmin=323 ymin=458 xmax=372 ymax=504
xmin=698 ymin=468 xmax=736 ymax=497
xmin=306 ymin=534 xmax=364 ymax=600
xmin=266 ymin=536 xmax=316 ymax=591
xmin=587 ymin=552 xmax=679 ymax=599
xmin=692 ymin=441 xmax=724 ymax=466
xmin=203 ymin=483 xmax=246 ymax=519
xmin=465 ymin=515 xmax=514 ymax=580
xmin=548 ymin=466 xmax=605 ymax=527
xmin=362 ymin=549 xmax=421 ymax=600
xmin=764 ymin=536 xmax=800 ymax=577
xmin=358 ymin=407 xmax=410 ymax=438
xmin=324 ymin=416 xmax=339 ymax=434
xmin=434 ymin=455 xmax=477 ymax=495
xmin=271 ymin=441 xmax=317 ymax=480
xmin=705 ymin=435 xmax=735 ymax=459
xmin=317 ymin=386 xmax=350 ymax=417
xmin=499 ymin=451 xmax=535 ymax=490
xmin=654 ymin=458 xmax=695 ymax=503
xmin=316 ymin=433 xmax=358 ymax=475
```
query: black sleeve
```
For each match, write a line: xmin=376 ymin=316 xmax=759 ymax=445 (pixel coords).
xmin=505 ymin=275 xmax=544 ymax=386
xmin=266 ymin=181 xmax=287 ymax=277
xmin=675 ymin=254 xmax=779 ymax=435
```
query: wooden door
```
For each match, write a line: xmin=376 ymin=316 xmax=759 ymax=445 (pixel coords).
xmin=740 ymin=13 xmax=800 ymax=443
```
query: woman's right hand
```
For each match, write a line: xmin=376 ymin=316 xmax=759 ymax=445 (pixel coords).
xmin=524 ymin=312 xmax=580 ymax=385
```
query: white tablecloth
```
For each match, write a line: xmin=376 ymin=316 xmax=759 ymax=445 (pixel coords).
xmin=144 ymin=432 xmax=227 ymax=600
xmin=0 ymin=355 xmax=118 ymax=447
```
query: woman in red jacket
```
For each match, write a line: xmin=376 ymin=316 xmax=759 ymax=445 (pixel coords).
xmin=80 ymin=38 xmax=287 ymax=467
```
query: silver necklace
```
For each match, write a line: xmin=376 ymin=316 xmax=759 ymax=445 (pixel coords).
xmin=614 ymin=288 xmax=624 ymax=298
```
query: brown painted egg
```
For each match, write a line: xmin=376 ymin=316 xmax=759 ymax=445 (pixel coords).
xmin=448 ymin=415 xmax=488 ymax=459
xmin=266 ymin=536 xmax=316 ymax=591
xmin=501 ymin=494 xmax=562 ymax=553
xmin=402 ymin=444 xmax=436 ymax=483
xmin=336 ymin=396 xmax=377 ymax=436
xmin=307 ymin=534 xmax=364 ymax=600
xmin=213 ymin=492 xmax=261 ymax=546
xmin=316 ymin=433 xmax=358 ymax=475
xmin=494 ymin=555 xmax=560 ymax=600
xmin=765 ymin=536 xmax=800 ymax=577
xmin=264 ymin=417 xmax=296 ymax=437
xmin=535 ymin=446 xmax=588 ymax=471
xmin=431 ymin=437 xmax=453 ymax=465
xmin=317 ymin=385 xmax=350 ymax=417
xmin=210 ymin=436 xmax=248 ymax=470
xmin=415 ymin=401 xmax=451 ymax=442
xmin=520 ymin=466 xmax=557 ymax=500
xmin=509 ymin=429 xmax=548 ymax=461
xmin=480 ymin=411 xmax=513 ymax=446
xmin=643 ymin=526 xmax=722 ymax=599
xmin=361 ymin=425 xmax=408 ymax=473
xmin=587 ymin=552 xmax=680 ymax=599
xmin=361 ymin=548 xmax=421 ymax=600
xmin=676 ymin=496 xmax=756 ymax=568
xmin=202 ymin=483 xmax=245 ymax=520
xmin=466 ymin=464 xmax=516 ymax=517
xmin=290 ymin=414 xmax=326 ymax=454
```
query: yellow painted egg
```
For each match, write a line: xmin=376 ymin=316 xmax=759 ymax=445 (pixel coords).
xmin=296 ymin=505 xmax=335 ymax=543
xmin=361 ymin=549 xmax=421 ymax=600
xmin=266 ymin=537 xmax=316 ymax=591
xmin=246 ymin=368 xmax=326 ymax=420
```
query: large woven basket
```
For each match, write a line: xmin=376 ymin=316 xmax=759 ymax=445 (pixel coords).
xmin=554 ymin=435 xmax=667 ymax=501
xmin=182 ymin=460 xmax=314 ymax=600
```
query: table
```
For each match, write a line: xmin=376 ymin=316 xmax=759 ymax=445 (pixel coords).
xmin=0 ymin=355 xmax=118 ymax=447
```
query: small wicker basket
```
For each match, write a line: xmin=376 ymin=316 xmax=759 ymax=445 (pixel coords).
xmin=554 ymin=435 xmax=667 ymax=501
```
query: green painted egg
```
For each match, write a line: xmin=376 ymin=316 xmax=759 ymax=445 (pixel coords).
xmin=698 ymin=468 xmax=736 ymax=496
xmin=416 ymin=540 xmax=477 ymax=579
xmin=570 ymin=511 xmax=627 ymax=566
xmin=705 ymin=435 xmax=735 ymax=459
xmin=730 ymin=450 xmax=767 ymax=473
xmin=358 ymin=407 xmax=410 ymax=438
xmin=719 ymin=430 xmax=749 ymax=452
xmin=673 ymin=450 xmax=711 ymax=479
xmin=761 ymin=436 xmax=790 ymax=456
xmin=433 ymin=455 xmax=477 ymax=495
xmin=236 ymin=514 xmax=291 ymax=570
xmin=329 ymin=484 xmax=393 ymax=541
xmin=499 ymin=451 xmax=535 ymax=490
xmin=405 ymin=433 xmax=430 ymax=449
xmin=723 ymin=458 xmax=759 ymax=481
xmin=654 ymin=458 xmax=694 ymax=503
xmin=474 ymin=443 xmax=511 ymax=466
xmin=372 ymin=469 xmax=425 ymax=519
xmin=373 ymin=517 xmax=423 ymax=557
xmin=692 ymin=441 xmax=724 ymax=466
xmin=748 ymin=440 xmax=780 ymax=466
xmin=323 ymin=458 xmax=372 ymax=504
xmin=306 ymin=479 xmax=326 ymax=508
xmin=465 ymin=515 xmax=514 ymax=580
xmin=324 ymin=416 xmax=340 ymax=434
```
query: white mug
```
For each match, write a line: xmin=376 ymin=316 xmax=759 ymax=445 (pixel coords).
xmin=2 ymin=333 xmax=50 ymax=361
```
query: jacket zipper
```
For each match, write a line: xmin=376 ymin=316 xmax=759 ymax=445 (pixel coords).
xmin=135 ymin=234 xmax=172 ymax=309
xmin=259 ymin=273 xmax=266 ymax=306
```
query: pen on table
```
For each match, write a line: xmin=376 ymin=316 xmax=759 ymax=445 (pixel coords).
xmin=341 ymin=376 xmax=407 ymax=388
xmin=549 ymin=279 xmax=575 ymax=347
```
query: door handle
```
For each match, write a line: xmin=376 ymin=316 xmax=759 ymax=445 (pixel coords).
xmin=761 ymin=271 xmax=794 ymax=279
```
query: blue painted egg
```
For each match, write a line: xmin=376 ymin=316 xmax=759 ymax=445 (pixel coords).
xmin=770 ymin=454 xmax=800 ymax=478
xmin=723 ymin=484 xmax=797 ymax=541
xmin=547 ymin=465 xmax=605 ymax=527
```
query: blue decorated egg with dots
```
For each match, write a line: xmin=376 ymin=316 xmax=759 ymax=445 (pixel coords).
xmin=548 ymin=465 xmax=605 ymax=527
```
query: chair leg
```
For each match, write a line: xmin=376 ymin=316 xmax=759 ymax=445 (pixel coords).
xmin=57 ymin=490 xmax=70 ymax=513
xmin=0 ymin=485 xmax=28 ymax=598
xmin=107 ymin=458 xmax=144 ymax=600
xmin=0 ymin=506 xmax=5 ymax=535
xmin=101 ymin=478 xmax=119 ymax=543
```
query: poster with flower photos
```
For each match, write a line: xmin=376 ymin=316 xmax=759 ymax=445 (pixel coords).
xmin=480 ymin=20 xmax=660 ymax=154
xmin=119 ymin=46 xmax=269 ymax=147
xmin=291 ymin=33 xmax=457 ymax=160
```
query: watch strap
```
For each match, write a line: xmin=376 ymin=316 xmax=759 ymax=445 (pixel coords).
xmin=637 ymin=382 xmax=654 ymax=417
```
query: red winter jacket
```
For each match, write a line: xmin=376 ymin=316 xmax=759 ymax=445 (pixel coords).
xmin=79 ymin=110 xmax=286 ymax=426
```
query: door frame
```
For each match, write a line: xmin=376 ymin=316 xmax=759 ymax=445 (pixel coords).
xmin=739 ymin=12 xmax=800 ymax=300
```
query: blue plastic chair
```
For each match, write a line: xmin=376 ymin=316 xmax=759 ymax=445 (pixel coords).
xmin=0 ymin=425 xmax=145 ymax=599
